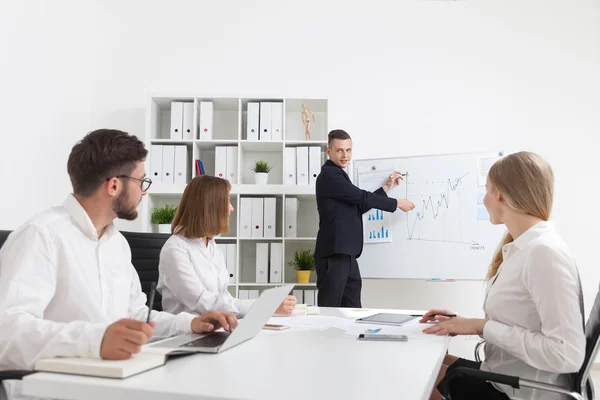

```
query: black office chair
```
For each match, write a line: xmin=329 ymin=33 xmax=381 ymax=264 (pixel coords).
xmin=442 ymin=289 xmax=600 ymax=400
xmin=120 ymin=231 xmax=170 ymax=312
xmin=0 ymin=230 xmax=10 ymax=249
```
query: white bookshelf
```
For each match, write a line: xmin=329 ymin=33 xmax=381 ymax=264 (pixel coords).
xmin=141 ymin=96 xmax=328 ymax=296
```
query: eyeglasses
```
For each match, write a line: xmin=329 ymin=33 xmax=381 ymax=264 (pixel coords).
xmin=107 ymin=175 xmax=153 ymax=192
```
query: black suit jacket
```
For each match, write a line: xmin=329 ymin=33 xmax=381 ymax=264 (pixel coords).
xmin=314 ymin=160 xmax=398 ymax=258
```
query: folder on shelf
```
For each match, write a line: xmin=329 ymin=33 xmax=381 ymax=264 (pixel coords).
xmin=239 ymin=289 xmax=249 ymax=300
xmin=263 ymin=198 xmax=276 ymax=238
xmin=249 ymin=290 xmax=259 ymax=300
xmin=247 ymin=102 xmax=259 ymax=141
xmin=304 ymin=290 xmax=315 ymax=306
xmin=259 ymin=102 xmax=271 ymax=141
xmin=174 ymin=146 xmax=188 ymax=185
xmin=251 ymin=198 xmax=264 ymax=238
xmin=170 ymin=102 xmax=183 ymax=140
xmin=270 ymin=102 xmax=283 ymax=141
xmin=226 ymin=146 xmax=238 ymax=184
xmin=198 ymin=159 xmax=206 ymax=175
xmin=182 ymin=102 xmax=195 ymax=140
xmin=161 ymin=146 xmax=175 ymax=185
xmin=226 ymin=244 xmax=236 ymax=284
xmin=215 ymin=146 xmax=227 ymax=180
xmin=285 ymin=147 xmax=297 ymax=185
xmin=296 ymin=147 xmax=309 ymax=185
xmin=315 ymin=289 xmax=319 ymax=305
xmin=285 ymin=198 xmax=298 ymax=237
xmin=309 ymin=147 xmax=322 ymax=185
xmin=239 ymin=198 xmax=252 ymax=238
xmin=255 ymin=243 xmax=269 ymax=283
xmin=269 ymin=242 xmax=282 ymax=283
xmin=199 ymin=101 xmax=213 ymax=140
xmin=150 ymin=145 xmax=163 ymax=183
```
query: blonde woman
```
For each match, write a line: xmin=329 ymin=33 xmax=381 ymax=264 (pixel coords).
xmin=421 ymin=152 xmax=585 ymax=400
xmin=158 ymin=176 xmax=296 ymax=317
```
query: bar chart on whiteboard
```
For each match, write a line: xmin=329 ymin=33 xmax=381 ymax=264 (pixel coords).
xmin=365 ymin=208 xmax=392 ymax=243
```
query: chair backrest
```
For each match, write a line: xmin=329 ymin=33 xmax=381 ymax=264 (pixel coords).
xmin=574 ymin=287 xmax=600 ymax=399
xmin=0 ymin=230 xmax=11 ymax=249
xmin=120 ymin=231 xmax=170 ymax=312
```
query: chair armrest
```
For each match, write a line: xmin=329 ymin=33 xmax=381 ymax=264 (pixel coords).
xmin=474 ymin=339 xmax=486 ymax=362
xmin=0 ymin=370 xmax=35 ymax=382
xmin=443 ymin=367 xmax=584 ymax=400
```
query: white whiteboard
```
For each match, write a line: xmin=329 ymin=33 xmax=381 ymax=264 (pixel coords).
xmin=353 ymin=152 xmax=507 ymax=280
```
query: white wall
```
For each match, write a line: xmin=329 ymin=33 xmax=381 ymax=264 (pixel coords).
xmin=1 ymin=0 xmax=599 ymax=359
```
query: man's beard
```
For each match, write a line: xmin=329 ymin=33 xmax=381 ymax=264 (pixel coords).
xmin=113 ymin=186 xmax=138 ymax=221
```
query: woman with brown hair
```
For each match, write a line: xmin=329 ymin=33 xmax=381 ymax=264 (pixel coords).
xmin=421 ymin=152 xmax=585 ymax=400
xmin=157 ymin=176 xmax=296 ymax=317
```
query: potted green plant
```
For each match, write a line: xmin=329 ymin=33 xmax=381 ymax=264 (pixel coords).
xmin=289 ymin=249 xmax=315 ymax=283
xmin=250 ymin=160 xmax=273 ymax=185
xmin=151 ymin=204 xmax=177 ymax=234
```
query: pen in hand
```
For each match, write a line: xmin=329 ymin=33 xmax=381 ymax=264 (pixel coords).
xmin=146 ymin=282 xmax=157 ymax=324
xmin=415 ymin=314 xmax=457 ymax=321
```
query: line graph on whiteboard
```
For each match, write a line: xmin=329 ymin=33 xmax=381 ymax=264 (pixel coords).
xmin=404 ymin=171 xmax=479 ymax=246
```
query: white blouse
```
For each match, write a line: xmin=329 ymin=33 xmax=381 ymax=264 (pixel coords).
xmin=158 ymin=234 xmax=254 ymax=317
xmin=481 ymin=222 xmax=585 ymax=400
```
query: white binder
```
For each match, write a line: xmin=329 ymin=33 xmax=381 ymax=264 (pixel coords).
xmin=239 ymin=290 xmax=249 ymax=300
xmin=170 ymin=102 xmax=183 ymax=140
xmin=304 ymin=290 xmax=315 ymax=306
xmin=269 ymin=242 xmax=282 ymax=283
xmin=239 ymin=198 xmax=252 ymax=238
xmin=293 ymin=289 xmax=303 ymax=303
xmin=174 ymin=146 xmax=188 ymax=185
xmin=296 ymin=146 xmax=309 ymax=185
xmin=255 ymin=243 xmax=269 ymax=283
xmin=249 ymin=290 xmax=260 ymax=300
xmin=315 ymin=289 xmax=319 ymax=305
xmin=263 ymin=198 xmax=276 ymax=238
xmin=285 ymin=198 xmax=298 ymax=237
xmin=161 ymin=146 xmax=175 ymax=184
xmin=199 ymin=102 xmax=213 ymax=140
xmin=284 ymin=147 xmax=296 ymax=185
xmin=226 ymin=146 xmax=238 ymax=184
xmin=251 ymin=198 xmax=264 ymax=238
xmin=259 ymin=102 xmax=271 ymax=140
xmin=309 ymin=147 xmax=322 ymax=185
xmin=150 ymin=145 xmax=163 ymax=183
xmin=182 ymin=103 xmax=195 ymax=140
xmin=270 ymin=102 xmax=283 ymax=141
xmin=215 ymin=146 xmax=227 ymax=180
xmin=247 ymin=102 xmax=259 ymax=140
xmin=226 ymin=244 xmax=236 ymax=284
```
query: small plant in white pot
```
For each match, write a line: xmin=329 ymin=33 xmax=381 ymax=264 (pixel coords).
xmin=251 ymin=160 xmax=273 ymax=185
xmin=151 ymin=204 xmax=177 ymax=234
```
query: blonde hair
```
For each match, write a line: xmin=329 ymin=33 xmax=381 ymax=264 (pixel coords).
xmin=171 ymin=176 xmax=231 ymax=238
xmin=486 ymin=152 xmax=554 ymax=280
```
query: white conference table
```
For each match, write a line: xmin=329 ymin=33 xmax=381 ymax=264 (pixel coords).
xmin=22 ymin=308 xmax=449 ymax=400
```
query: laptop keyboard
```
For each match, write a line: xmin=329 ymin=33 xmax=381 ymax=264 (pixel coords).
xmin=180 ymin=332 xmax=231 ymax=348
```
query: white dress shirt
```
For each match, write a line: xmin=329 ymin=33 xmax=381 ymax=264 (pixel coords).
xmin=158 ymin=234 xmax=254 ymax=317
xmin=481 ymin=222 xmax=585 ymax=400
xmin=0 ymin=195 xmax=195 ymax=373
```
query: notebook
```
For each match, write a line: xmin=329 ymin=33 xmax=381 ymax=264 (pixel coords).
xmin=273 ymin=304 xmax=320 ymax=317
xmin=34 ymin=347 xmax=177 ymax=379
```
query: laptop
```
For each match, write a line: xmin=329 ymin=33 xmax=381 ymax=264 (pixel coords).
xmin=148 ymin=284 xmax=294 ymax=354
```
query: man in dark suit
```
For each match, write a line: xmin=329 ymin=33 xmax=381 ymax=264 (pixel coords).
xmin=314 ymin=130 xmax=415 ymax=308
